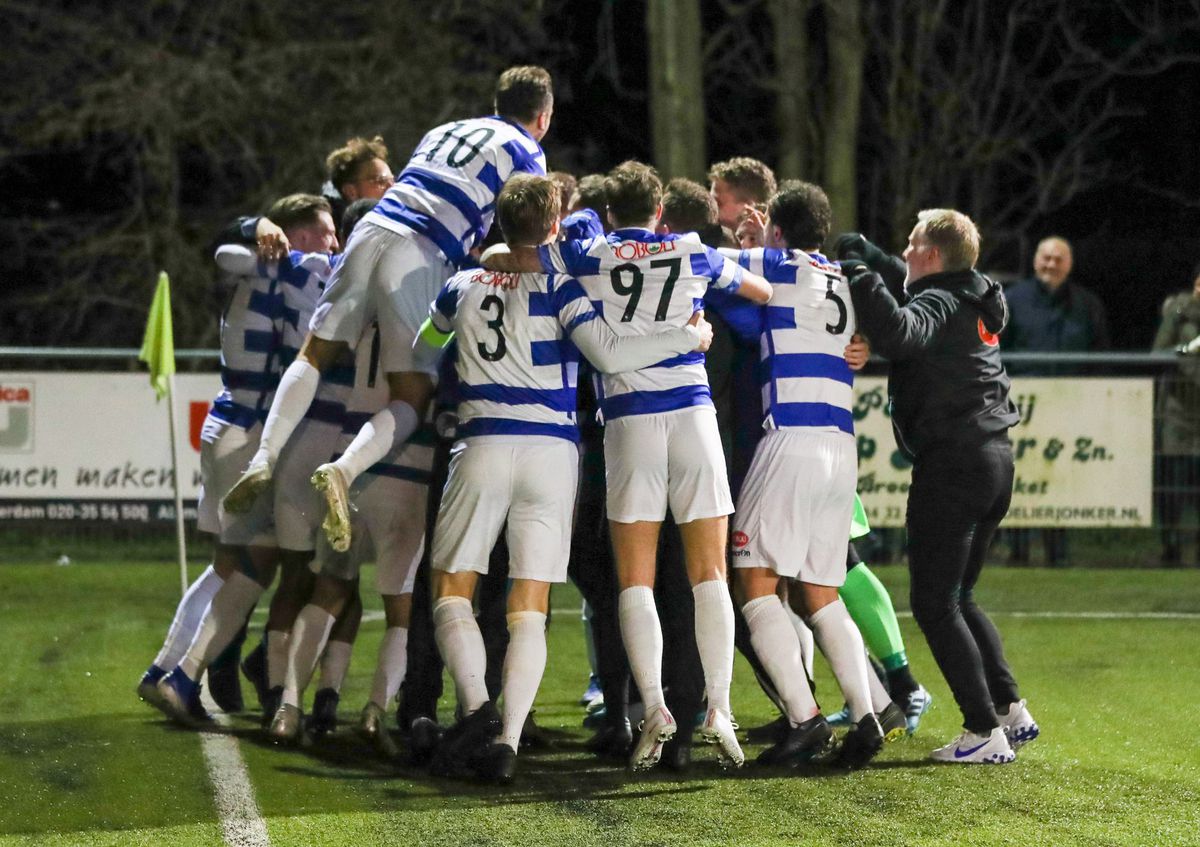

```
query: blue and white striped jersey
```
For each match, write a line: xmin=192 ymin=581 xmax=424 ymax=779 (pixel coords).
xmin=719 ymin=248 xmax=857 ymax=435
xmin=336 ymin=324 xmax=435 ymax=484
xmin=365 ymin=116 xmax=546 ymax=266
xmin=538 ymin=229 xmax=745 ymax=420
xmin=209 ymin=247 xmax=348 ymax=430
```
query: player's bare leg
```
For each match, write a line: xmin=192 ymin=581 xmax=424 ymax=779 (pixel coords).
xmin=678 ymin=515 xmax=743 ymax=768
xmin=223 ymin=334 xmax=348 ymax=513
xmin=609 ymin=519 xmax=676 ymax=771
xmin=312 ymin=369 xmax=432 ymax=552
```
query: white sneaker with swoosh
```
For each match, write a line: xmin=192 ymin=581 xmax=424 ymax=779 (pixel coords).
xmin=930 ymin=727 xmax=1015 ymax=764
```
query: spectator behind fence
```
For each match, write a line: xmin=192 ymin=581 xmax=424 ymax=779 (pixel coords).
xmin=1152 ymin=263 xmax=1200 ymax=567
xmin=1000 ymin=236 xmax=1110 ymax=566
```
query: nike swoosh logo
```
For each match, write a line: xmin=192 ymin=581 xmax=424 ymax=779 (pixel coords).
xmin=954 ymin=740 xmax=990 ymax=758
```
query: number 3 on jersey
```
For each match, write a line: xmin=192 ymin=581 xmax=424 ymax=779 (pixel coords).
xmin=477 ymin=294 xmax=507 ymax=361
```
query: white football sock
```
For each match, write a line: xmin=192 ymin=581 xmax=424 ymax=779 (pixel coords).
xmin=318 ymin=639 xmax=354 ymax=693
xmin=498 ymin=611 xmax=547 ymax=752
xmin=330 ymin=400 xmax=418 ymax=486
xmin=152 ymin=565 xmax=223 ymax=671
xmin=368 ymin=627 xmax=409 ymax=709
xmin=251 ymin=359 xmax=320 ymax=468
xmin=743 ymin=595 xmax=819 ymax=725
xmin=692 ymin=578 xmax=735 ymax=714
xmin=867 ymin=654 xmax=892 ymax=713
xmin=618 ymin=586 xmax=665 ymax=711
xmin=178 ymin=570 xmax=262 ymax=681
xmin=433 ymin=596 xmax=488 ymax=714
xmin=267 ymin=628 xmax=291 ymax=690
xmin=809 ymin=598 xmax=873 ymax=722
xmin=281 ymin=606 xmax=335 ymax=709
xmin=786 ymin=603 xmax=816 ymax=680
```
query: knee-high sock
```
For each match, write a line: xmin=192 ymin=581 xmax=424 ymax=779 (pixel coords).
xmin=282 ymin=606 xmax=335 ymax=709
xmin=318 ymin=639 xmax=354 ymax=694
xmin=330 ymin=400 xmax=418 ymax=487
xmin=433 ymin=596 xmax=488 ymax=714
xmin=692 ymin=579 xmax=735 ymax=714
xmin=368 ymin=627 xmax=408 ymax=709
xmin=786 ymin=604 xmax=816 ymax=680
xmin=618 ymin=586 xmax=665 ymax=711
xmin=267 ymin=629 xmax=290 ymax=690
xmin=252 ymin=359 xmax=320 ymax=468
xmin=178 ymin=571 xmax=262 ymax=681
xmin=840 ymin=564 xmax=907 ymax=670
xmin=152 ymin=565 xmax=223 ymax=672
xmin=809 ymin=599 xmax=873 ymax=723
xmin=743 ymin=595 xmax=819 ymax=725
xmin=499 ymin=612 xmax=548 ymax=751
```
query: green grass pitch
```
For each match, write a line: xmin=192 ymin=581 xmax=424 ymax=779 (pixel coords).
xmin=0 ymin=560 xmax=1197 ymax=846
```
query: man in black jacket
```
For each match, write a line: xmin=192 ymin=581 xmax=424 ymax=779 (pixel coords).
xmin=838 ymin=209 xmax=1040 ymax=764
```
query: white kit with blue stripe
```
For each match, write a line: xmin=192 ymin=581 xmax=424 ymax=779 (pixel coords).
xmin=208 ymin=246 xmax=341 ymax=435
xmin=721 ymin=247 xmax=857 ymax=435
xmin=537 ymin=229 xmax=745 ymax=421
xmin=428 ymin=269 xmax=592 ymax=441
xmin=365 ymin=116 xmax=546 ymax=266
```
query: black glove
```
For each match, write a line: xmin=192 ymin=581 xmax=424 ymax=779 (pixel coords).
xmin=832 ymin=232 xmax=869 ymax=261
xmin=839 ymin=259 xmax=871 ymax=282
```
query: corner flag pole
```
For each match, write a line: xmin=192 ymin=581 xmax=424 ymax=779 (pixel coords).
xmin=139 ymin=271 xmax=188 ymax=595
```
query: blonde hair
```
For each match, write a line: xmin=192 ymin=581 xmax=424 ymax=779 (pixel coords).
xmin=496 ymin=174 xmax=561 ymax=246
xmin=917 ymin=208 xmax=980 ymax=272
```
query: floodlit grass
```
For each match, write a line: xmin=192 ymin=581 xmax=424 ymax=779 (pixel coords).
xmin=0 ymin=560 xmax=1197 ymax=846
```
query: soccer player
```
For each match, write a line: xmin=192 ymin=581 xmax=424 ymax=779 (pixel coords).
xmin=151 ymin=195 xmax=338 ymax=724
xmin=707 ymin=157 xmax=777 ymax=231
xmin=714 ymin=181 xmax=885 ymax=768
xmin=222 ymin=67 xmax=554 ymax=558
xmin=268 ymin=322 xmax=433 ymax=756
xmin=421 ymin=173 xmax=714 ymax=782
xmin=484 ymin=161 xmax=773 ymax=771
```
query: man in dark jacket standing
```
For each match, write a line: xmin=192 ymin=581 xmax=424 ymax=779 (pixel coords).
xmin=838 ymin=209 xmax=1040 ymax=764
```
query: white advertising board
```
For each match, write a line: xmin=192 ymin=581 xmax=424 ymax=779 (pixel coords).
xmin=852 ymin=376 xmax=1154 ymax=528
xmin=0 ymin=372 xmax=223 ymax=522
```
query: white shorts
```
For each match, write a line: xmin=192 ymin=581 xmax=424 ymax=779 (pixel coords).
xmin=603 ymin=407 xmax=733 ymax=524
xmin=731 ymin=429 xmax=857 ymax=586
xmin=314 ymin=471 xmax=427 ymax=595
xmin=309 ymin=221 xmax=453 ymax=375
xmin=196 ymin=420 xmax=275 ymax=547
xmin=273 ymin=418 xmax=343 ymax=552
xmin=432 ymin=437 xmax=578 ymax=582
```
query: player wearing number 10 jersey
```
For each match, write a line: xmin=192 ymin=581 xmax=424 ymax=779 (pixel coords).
xmin=483 ymin=161 xmax=773 ymax=772
xmin=223 ymin=66 xmax=553 ymax=556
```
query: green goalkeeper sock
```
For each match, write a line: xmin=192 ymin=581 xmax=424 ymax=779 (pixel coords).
xmin=839 ymin=562 xmax=907 ymax=672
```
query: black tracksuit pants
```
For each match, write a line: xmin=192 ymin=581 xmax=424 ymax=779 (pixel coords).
xmin=906 ymin=434 xmax=1020 ymax=733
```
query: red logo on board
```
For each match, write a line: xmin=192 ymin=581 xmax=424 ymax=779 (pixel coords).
xmin=978 ymin=318 xmax=1000 ymax=347
xmin=732 ymin=531 xmax=749 ymax=548
xmin=190 ymin=402 xmax=210 ymax=452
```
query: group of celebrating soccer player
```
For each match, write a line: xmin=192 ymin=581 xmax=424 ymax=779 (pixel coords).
xmin=136 ymin=64 xmax=1040 ymax=783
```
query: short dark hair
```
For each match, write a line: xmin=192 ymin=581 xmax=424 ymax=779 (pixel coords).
xmin=570 ymin=174 xmax=607 ymax=215
xmin=662 ymin=178 xmax=717 ymax=233
xmin=548 ymin=171 xmax=577 ymax=218
xmin=768 ymin=181 xmax=832 ymax=249
xmin=266 ymin=194 xmax=332 ymax=231
xmin=326 ymin=136 xmax=388 ymax=191
xmin=340 ymin=198 xmax=378 ymax=245
xmin=707 ymin=157 xmax=777 ymax=203
xmin=494 ymin=66 xmax=553 ymax=124
xmin=604 ymin=161 xmax=662 ymax=228
xmin=496 ymin=174 xmax=560 ymax=247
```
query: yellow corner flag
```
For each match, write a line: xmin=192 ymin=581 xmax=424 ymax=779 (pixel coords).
xmin=139 ymin=271 xmax=176 ymax=400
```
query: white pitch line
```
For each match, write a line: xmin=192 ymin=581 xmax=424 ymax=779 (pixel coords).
xmin=198 ymin=691 xmax=271 ymax=847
